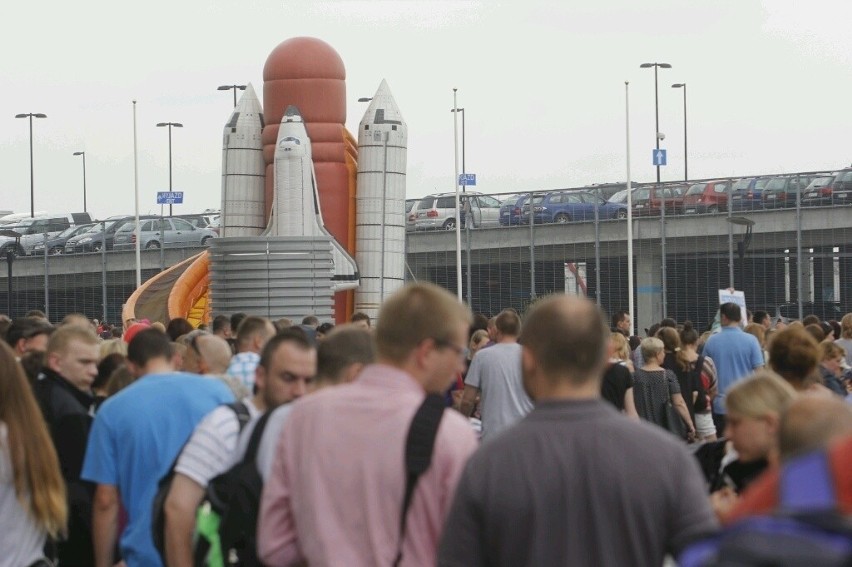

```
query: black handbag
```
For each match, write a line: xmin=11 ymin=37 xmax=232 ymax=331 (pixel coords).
xmin=662 ymin=400 xmax=688 ymax=439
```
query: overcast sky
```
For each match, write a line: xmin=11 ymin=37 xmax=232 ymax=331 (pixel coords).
xmin=2 ymin=0 xmax=850 ymax=219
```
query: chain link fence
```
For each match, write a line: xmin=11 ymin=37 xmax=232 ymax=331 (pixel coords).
xmin=1 ymin=168 xmax=850 ymax=331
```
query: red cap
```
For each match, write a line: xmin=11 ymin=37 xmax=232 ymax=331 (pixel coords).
xmin=124 ymin=321 xmax=151 ymax=344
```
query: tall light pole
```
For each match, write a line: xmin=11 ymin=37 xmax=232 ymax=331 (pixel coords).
xmin=451 ymin=107 xmax=472 ymax=307
xmin=672 ymin=83 xmax=688 ymax=181
xmin=640 ymin=62 xmax=671 ymax=320
xmin=15 ymin=113 xmax=47 ymax=218
xmin=639 ymin=63 xmax=671 ymax=184
xmin=452 ymin=89 xmax=462 ymax=302
xmin=72 ymin=151 xmax=87 ymax=213
xmin=217 ymin=84 xmax=246 ymax=107
xmin=156 ymin=122 xmax=183 ymax=217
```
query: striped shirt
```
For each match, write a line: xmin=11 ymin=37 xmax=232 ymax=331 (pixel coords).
xmin=174 ymin=399 xmax=260 ymax=488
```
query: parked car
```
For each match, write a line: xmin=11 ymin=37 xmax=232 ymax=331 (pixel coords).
xmin=760 ymin=175 xmax=813 ymax=209
xmin=801 ymin=174 xmax=837 ymax=206
xmin=682 ymin=180 xmax=731 ymax=214
xmin=112 ymin=217 xmax=218 ymax=250
xmin=64 ymin=216 xmax=146 ymax=254
xmin=522 ymin=190 xmax=628 ymax=224
xmin=414 ymin=191 xmax=501 ymax=230
xmin=730 ymin=177 xmax=770 ymax=211
xmin=0 ymin=212 xmax=92 ymax=257
xmin=499 ymin=194 xmax=531 ymax=226
xmin=775 ymin=302 xmax=845 ymax=324
xmin=631 ymin=184 xmax=686 ymax=217
xmin=405 ymin=198 xmax=418 ymax=232
xmin=28 ymin=223 xmax=94 ymax=255
xmin=802 ymin=169 xmax=852 ymax=206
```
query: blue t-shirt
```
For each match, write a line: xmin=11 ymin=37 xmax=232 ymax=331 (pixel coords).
xmin=703 ymin=326 xmax=764 ymax=414
xmin=81 ymin=372 xmax=233 ymax=567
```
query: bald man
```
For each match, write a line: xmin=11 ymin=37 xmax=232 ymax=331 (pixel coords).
xmin=439 ymin=295 xmax=717 ymax=566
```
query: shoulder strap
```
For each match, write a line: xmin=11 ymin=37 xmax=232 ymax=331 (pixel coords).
xmin=393 ymin=393 xmax=445 ymax=567
xmin=779 ymin=450 xmax=836 ymax=512
xmin=243 ymin=410 xmax=273 ymax=464
xmin=226 ymin=401 xmax=251 ymax=433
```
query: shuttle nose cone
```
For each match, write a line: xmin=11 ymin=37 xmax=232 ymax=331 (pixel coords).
xmin=284 ymin=105 xmax=303 ymax=121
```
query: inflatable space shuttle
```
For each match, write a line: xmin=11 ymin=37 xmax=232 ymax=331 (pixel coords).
xmin=263 ymin=105 xmax=359 ymax=291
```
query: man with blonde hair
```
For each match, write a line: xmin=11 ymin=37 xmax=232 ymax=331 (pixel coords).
xmin=258 ymin=283 xmax=478 ymax=567
xmin=459 ymin=308 xmax=532 ymax=440
xmin=439 ymin=295 xmax=717 ymax=565
xmin=34 ymin=325 xmax=101 ymax=565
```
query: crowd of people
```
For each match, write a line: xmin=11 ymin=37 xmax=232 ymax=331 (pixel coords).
xmin=0 ymin=291 xmax=851 ymax=567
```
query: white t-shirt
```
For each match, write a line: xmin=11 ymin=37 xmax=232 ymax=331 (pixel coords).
xmin=175 ymin=399 xmax=261 ymax=487
xmin=0 ymin=423 xmax=47 ymax=567
xmin=234 ymin=403 xmax=294 ymax=482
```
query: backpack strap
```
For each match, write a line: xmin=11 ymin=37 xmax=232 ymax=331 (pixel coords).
xmin=243 ymin=410 xmax=273 ymax=464
xmin=226 ymin=401 xmax=251 ymax=434
xmin=393 ymin=393 xmax=445 ymax=567
xmin=779 ymin=450 xmax=836 ymax=512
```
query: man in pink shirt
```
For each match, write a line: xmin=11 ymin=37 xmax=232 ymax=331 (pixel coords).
xmin=257 ymin=282 xmax=479 ymax=566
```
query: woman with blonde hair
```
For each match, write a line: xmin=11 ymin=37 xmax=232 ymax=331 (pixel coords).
xmin=708 ymin=370 xmax=797 ymax=518
xmin=609 ymin=331 xmax=634 ymax=372
xmin=633 ymin=337 xmax=696 ymax=441
xmin=0 ymin=341 xmax=67 ymax=566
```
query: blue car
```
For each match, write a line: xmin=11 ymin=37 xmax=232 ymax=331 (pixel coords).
xmin=730 ymin=177 xmax=770 ymax=211
xmin=498 ymin=194 xmax=530 ymax=226
xmin=522 ymin=190 xmax=628 ymax=224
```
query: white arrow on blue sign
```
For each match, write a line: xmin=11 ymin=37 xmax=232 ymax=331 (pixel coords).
xmin=157 ymin=191 xmax=184 ymax=204
xmin=652 ymin=149 xmax=667 ymax=166
xmin=458 ymin=173 xmax=476 ymax=186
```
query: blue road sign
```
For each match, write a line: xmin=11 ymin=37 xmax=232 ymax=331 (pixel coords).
xmin=652 ymin=149 xmax=667 ymax=166
xmin=157 ymin=191 xmax=184 ymax=205
xmin=459 ymin=173 xmax=477 ymax=186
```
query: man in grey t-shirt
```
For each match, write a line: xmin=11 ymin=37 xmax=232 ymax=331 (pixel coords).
xmin=460 ymin=309 xmax=532 ymax=440
xmin=439 ymin=296 xmax=718 ymax=567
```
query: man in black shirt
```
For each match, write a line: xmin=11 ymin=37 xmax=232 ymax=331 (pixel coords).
xmin=33 ymin=326 xmax=100 ymax=566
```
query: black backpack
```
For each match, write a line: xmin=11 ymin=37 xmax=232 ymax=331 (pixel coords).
xmin=151 ymin=401 xmax=251 ymax=563
xmin=691 ymin=354 xmax=709 ymax=413
xmin=193 ymin=410 xmax=273 ymax=567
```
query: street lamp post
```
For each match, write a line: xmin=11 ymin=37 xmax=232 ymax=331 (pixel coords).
xmin=640 ymin=63 xmax=671 ymax=320
xmin=451 ymin=107 xmax=472 ymax=307
xmin=217 ymin=84 xmax=246 ymax=107
xmin=726 ymin=216 xmax=755 ymax=292
xmin=639 ymin=63 xmax=671 ymax=184
xmin=155 ymin=122 xmax=183 ymax=217
xmin=73 ymin=151 xmax=87 ymax=213
xmin=15 ymin=113 xmax=47 ymax=218
xmin=672 ymin=83 xmax=688 ymax=181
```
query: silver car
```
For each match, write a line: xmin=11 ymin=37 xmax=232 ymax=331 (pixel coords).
xmin=414 ymin=191 xmax=502 ymax=230
xmin=112 ymin=217 xmax=217 ymax=250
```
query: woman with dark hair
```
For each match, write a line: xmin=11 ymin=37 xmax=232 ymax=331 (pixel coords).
xmin=657 ymin=326 xmax=699 ymax=429
xmin=165 ymin=317 xmax=194 ymax=342
xmin=0 ymin=341 xmax=67 ymax=566
xmin=680 ymin=322 xmax=718 ymax=441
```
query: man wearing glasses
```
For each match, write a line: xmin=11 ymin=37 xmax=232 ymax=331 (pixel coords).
xmin=257 ymin=283 xmax=479 ymax=567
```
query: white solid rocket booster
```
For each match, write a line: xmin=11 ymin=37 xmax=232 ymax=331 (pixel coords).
xmin=220 ymin=84 xmax=266 ymax=237
xmin=354 ymin=80 xmax=408 ymax=317
xmin=266 ymin=105 xmax=359 ymax=292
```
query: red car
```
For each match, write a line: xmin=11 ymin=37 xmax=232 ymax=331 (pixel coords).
xmin=681 ymin=180 xmax=731 ymax=214
xmin=631 ymin=184 xmax=686 ymax=216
